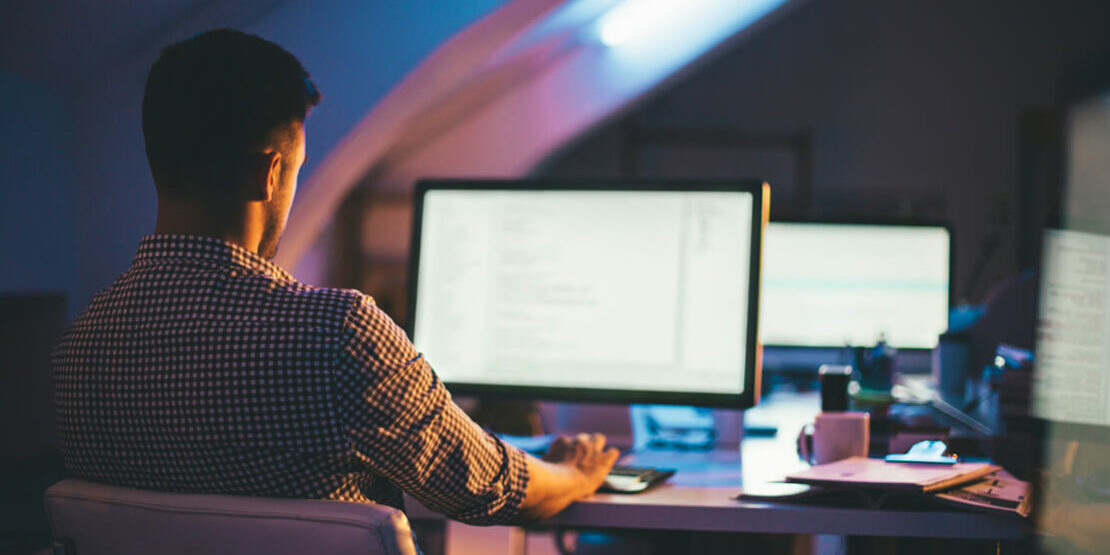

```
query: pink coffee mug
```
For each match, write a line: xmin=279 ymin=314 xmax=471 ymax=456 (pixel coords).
xmin=797 ymin=411 xmax=869 ymax=465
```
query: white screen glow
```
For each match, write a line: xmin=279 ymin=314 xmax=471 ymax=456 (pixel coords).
xmin=412 ymin=189 xmax=754 ymax=396
xmin=760 ymin=223 xmax=950 ymax=349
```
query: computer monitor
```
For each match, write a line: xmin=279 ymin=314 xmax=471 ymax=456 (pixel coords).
xmin=760 ymin=221 xmax=952 ymax=350
xmin=1033 ymin=87 xmax=1110 ymax=435
xmin=407 ymin=179 xmax=767 ymax=409
xmin=1029 ymin=58 xmax=1110 ymax=555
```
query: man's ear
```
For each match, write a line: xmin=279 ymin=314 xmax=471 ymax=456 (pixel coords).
xmin=247 ymin=151 xmax=282 ymax=202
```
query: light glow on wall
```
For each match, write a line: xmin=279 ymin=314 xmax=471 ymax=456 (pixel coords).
xmin=596 ymin=0 xmax=787 ymax=50
xmin=597 ymin=0 xmax=677 ymax=47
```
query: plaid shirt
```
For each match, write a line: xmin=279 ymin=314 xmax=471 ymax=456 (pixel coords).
xmin=52 ymin=235 xmax=528 ymax=525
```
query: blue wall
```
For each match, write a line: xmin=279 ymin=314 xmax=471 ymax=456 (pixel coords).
xmin=0 ymin=71 xmax=77 ymax=313
xmin=3 ymin=0 xmax=505 ymax=319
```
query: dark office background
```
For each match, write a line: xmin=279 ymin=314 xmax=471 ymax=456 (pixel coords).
xmin=534 ymin=0 xmax=1110 ymax=306
xmin=4 ymin=0 xmax=1110 ymax=553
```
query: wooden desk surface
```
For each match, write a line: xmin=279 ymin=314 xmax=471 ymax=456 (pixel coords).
xmin=548 ymin=471 xmax=1027 ymax=539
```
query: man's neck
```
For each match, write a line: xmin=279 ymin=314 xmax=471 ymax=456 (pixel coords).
xmin=154 ymin=199 xmax=263 ymax=255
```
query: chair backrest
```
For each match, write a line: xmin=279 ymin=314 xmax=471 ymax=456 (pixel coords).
xmin=44 ymin=478 xmax=418 ymax=555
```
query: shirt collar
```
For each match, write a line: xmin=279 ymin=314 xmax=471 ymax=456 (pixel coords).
xmin=133 ymin=235 xmax=295 ymax=281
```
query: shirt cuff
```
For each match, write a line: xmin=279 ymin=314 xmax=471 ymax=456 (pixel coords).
xmin=490 ymin=435 xmax=530 ymax=523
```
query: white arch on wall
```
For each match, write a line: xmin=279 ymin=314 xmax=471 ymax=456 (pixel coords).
xmin=275 ymin=0 xmax=801 ymax=274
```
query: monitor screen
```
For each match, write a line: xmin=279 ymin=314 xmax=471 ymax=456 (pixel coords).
xmin=760 ymin=222 xmax=951 ymax=349
xmin=1034 ymin=229 xmax=1110 ymax=427
xmin=408 ymin=180 xmax=766 ymax=408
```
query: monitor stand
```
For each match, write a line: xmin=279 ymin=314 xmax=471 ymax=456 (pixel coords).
xmin=469 ymin=399 xmax=543 ymax=437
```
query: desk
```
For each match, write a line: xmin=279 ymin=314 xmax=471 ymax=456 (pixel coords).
xmin=406 ymin=392 xmax=1028 ymax=551
xmin=534 ymin=452 xmax=1024 ymax=539
xmin=407 ymin=450 xmax=1025 ymax=542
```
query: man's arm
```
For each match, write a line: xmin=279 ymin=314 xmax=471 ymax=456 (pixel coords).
xmin=337 ymin=295 xmax=616 ymax=525
xmin=515 ymin=434 xmax=620 ymax=524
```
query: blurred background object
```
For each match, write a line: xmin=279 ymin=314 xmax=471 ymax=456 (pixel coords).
xmin=0 ymin=294 xmax=69 ymax=554
xmin=1030 ymin=48 xmax=1110 ymax=553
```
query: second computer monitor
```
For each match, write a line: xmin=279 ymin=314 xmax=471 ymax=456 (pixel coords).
xmin=761 ymin=221 xmax=951 ymax=350
xmin=408 ymin=179 xmax=767 ymax=408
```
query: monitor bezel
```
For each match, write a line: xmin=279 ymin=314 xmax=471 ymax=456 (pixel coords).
xmin=407 ymin=178 xmax=767 ymax=409
xmin=760 ymin=217 xmax=955 ymax=351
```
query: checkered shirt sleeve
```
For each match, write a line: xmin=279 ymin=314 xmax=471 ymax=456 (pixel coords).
xmin=336 ymin=295 xmax=530 ymax=525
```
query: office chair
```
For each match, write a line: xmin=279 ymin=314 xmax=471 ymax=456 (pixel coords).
xmin=44 ymin=478 xmax=418 ymax=555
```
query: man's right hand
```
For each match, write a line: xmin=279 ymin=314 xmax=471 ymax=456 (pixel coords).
xmin=515 ymin=433 xmax=620 ymax=523
xmin=543 ymin=433 xmax=621 ymax=493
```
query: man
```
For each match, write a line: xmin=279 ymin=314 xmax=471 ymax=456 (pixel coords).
xmin=52 ymin=28 xmax=617 ymax=526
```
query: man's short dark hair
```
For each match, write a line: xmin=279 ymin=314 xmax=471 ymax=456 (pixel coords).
xmin=142 ymin=29 xmax=320 ymax=195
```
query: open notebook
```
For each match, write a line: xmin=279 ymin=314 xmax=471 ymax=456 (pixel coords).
xmin=737 ymin=457 xmax=1031 ymax=517
xmin=784 ymin=456 xmax=999 ymax=493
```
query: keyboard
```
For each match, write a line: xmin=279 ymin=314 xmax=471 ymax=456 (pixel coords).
xmin=495 ymin=434 xmax=676 ymax=493
xmin=600 ymin=465 xmax=676 ymax=493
